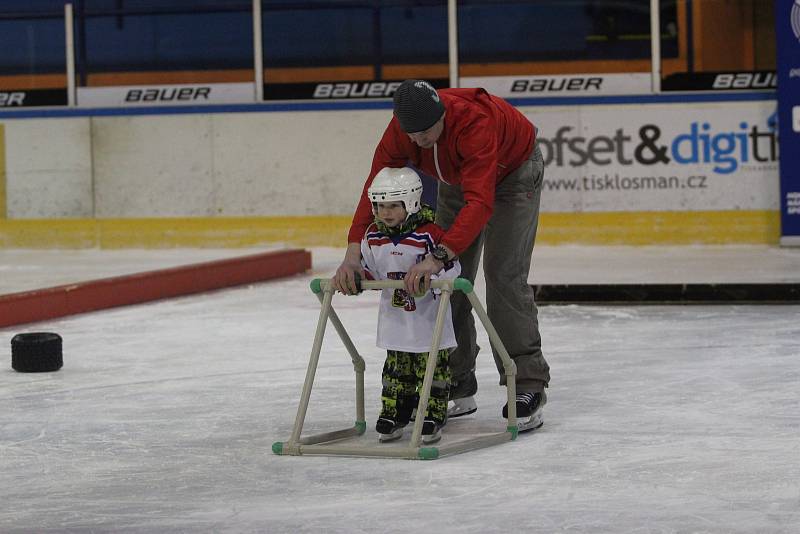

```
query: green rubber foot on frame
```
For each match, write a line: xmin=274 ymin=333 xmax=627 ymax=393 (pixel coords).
xmin=454 ymin=278 xmax=473 ymax=294
xmin=310 ymin=278 xmax=322 ymax=294
xmin=272 ymin=441 xmax=284 ymax=454
xmin=418 ymin=447 xmax=440 ymax=460
xmin=355 ymin=420 xmax=367 ymax=434
xmin=507 ymin=425 xmax=519 ymax=440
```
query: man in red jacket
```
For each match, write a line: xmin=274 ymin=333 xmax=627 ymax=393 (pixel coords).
xmin=333 ymin=79 xmax=550 ymax=432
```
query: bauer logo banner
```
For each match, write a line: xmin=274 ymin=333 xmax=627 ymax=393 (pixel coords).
xmin=0 ymin=89 xmax=67 ymax=107
xmin=776 ymin=0 xmax=800 ymax=244
xmin=77 ymin=83 xmax=255 ymax=107
xmin=461 ymin=74 xmax=652 ymax=97
xmin=662 ymin=71 xmax=777 ymax=92
xmin=523 ymin=100 xmax=779 ymax=213
xmin=262 ymin=79 xmax=448 ymax=100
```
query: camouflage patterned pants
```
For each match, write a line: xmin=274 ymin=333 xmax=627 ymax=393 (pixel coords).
xmin=380 ymin=349 xmax=451 ymax=424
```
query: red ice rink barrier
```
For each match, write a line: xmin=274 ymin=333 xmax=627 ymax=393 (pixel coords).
xmin=0 ymin=249 xmax=311 ymax=328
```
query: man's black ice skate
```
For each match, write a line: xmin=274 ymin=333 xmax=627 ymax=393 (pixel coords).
xmin=421 ymin=418 xmax=445 ymax=444
xmin=447 ymin=396 xmax=477 ymax=418
xmin=502 ymin=391 xmax=546 ymax=433
xmin=447 ymin=373 xmax=478 ymax=418
xmin=376 ymin=417 xmax=407 ymax=442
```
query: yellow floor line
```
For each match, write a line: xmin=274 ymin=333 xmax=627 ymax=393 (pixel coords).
xmin=0 ymin=211 xmax=781 ymax=248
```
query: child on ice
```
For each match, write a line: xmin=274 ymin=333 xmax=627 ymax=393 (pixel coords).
xmin=358 ymin=167 xmax=460 ymax=444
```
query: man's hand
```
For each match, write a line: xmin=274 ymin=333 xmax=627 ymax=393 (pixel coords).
xmin=332 ymin=243 xmax=364 ymax=295
xmin=404 ymin=254 xmax=444 ymax=295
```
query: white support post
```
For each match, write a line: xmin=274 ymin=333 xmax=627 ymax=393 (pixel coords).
xmin=447 ymin=0 xmax=459 ymax=88
xmin=64 ymin=3 xmax=77 ymax=106
xmin=650 ymin=0 xmax=661 ymax=93
xmin=252 ymin=0 xmax=264 ymax=101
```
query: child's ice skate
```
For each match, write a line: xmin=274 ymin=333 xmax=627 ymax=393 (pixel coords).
xmin=376 ymin=417 xmax=407 ymax=442
xmin=422 ymin=418 xmax=445 ymax=444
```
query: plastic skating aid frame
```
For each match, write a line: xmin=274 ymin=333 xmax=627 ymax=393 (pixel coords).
xmin=272 ymin=277 xmax=519 ymax=460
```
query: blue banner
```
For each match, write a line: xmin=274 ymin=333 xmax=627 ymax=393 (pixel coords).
xmin=777 ymin=0 xmax=800 ymax=245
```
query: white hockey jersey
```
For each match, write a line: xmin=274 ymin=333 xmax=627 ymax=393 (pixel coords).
xmin=361 ymin=221 xmax=461 ymax=353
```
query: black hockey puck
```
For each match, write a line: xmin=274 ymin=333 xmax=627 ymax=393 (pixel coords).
xmin=11 ymin=332 xmax=63 ymax=372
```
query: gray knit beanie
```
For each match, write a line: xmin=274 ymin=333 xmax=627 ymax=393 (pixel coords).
xmin=393 ymin=80 xmax=445 ymax=133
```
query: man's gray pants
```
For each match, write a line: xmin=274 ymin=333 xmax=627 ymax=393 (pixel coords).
xmin=435 ymin=143 xmax=550 ymax=395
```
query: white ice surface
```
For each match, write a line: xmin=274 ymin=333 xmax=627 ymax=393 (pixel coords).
xmin=2 ymin=244 xmax=800 ymax=296
xmin=1 ymin=247 xmax=799 ymax=533
xmin=527 ymin=244 xmax=800 ymax=284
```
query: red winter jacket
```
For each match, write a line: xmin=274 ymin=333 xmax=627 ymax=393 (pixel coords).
xmin=347 ymin=88 xmax=535 ymax=255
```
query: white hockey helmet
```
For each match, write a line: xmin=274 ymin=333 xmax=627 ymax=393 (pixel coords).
xmin=368 ymin=167 xmax=423 ymax=216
